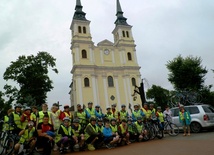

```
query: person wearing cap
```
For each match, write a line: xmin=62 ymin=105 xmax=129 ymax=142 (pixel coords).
xmin=86 ymin=102 xmax=96 ymax=118
xmin=127 ymin=118 xmax=138 ymax=142
xmin=118 ymin=104 xmax=129 ymax=123
xmin=3 ymin=109 xmax=14 ymax=131
xmin=141 ymin=103 xmax=152 ymax=120
xmin=95 ymin=105 xmax=104 ymax=119
xmin=36 ymin=114 xmax=55 ymax=155
xmin=118 ymin=119 xmax=131 ymax=145
xmin=57 ymin=117 xmax=75 ymax=154
xmin=156 ymin=106 xmax=164 ymax=135
xmin=13 ymin=121 xmax=37 ymax=154
xmin=134 ymin=117 xmax=147 ymax=142
xmin=84 ymin=117 xmax=102 ymax=151
xmin=38 ymin=103 xmax=52 ymax=125
xmin=9 ymin=103 xmax=23 ymax=134
xmin=111 ymin=103 xmax=118 ymax=118
xmin=105 ymin=107 xmax=114 ymax=121
xmin=71 ymin=119 xmax=85 ymax=151
xmin=21 ymin=106 xmax=32 ymax=129
xmin=132 ymin=104 xmax=145 ymax=122
xmin=74 ymin=104 xmax=90 ymax=129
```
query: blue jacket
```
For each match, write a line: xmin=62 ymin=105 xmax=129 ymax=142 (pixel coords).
xmin=102 ymin=127 xmax=113 ymax=140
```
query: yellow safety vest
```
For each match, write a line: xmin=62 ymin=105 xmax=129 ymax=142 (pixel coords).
xmin=38 ymin=111 xmax=52 ymax=124
xmin=19 ymin=127 xmax=36 ymax=144
xmin=64 ymin=111 xmax=72 ymax=120
xmin=84 ymin=123 xmax=99 ymax=140
xmin=22 ymin=113 xmax=30 ymax=129
xmin=111 ymin=109 xmax=118 ymax=118
xmin=71 ymin=125 xmax=81 ymax=137
xmin=12 ymin=112 xmax=22 ymax=129
xmin=76 ymin=111 xmax=87 ymax=124
xmin=119 ymin=124 xmax=127 ymax=134
xmin=106 ymin=113 xmax=114 ymax=120
xmin=3 ymin=115 xmax=9 ymax=131
xmin=157 ymin=112 xmax=164 ymax=122
xmin=119 ymin=111 xmax=128 ymax=120
xmin=134 ymin=122 xmax=143 ymax=134
xmin=142 ymin=108 xmax=151 ymax=119
xmin=30 ymin=112 xmax=37 ymax=122
xmin=132 ymin=110 xmax=141 ymax=119
xmin=110 ymin=124 xmax=118 ymax=133
xmin=86 ymin=108 xmax=96 ymax=118
xmin=60 ymin=125 xmax=72 ymax=136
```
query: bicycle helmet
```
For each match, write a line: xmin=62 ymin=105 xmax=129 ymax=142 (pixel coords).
xmin=24 ymin=107 xmax=31 ymax=111
xmin=157 ymin=106 xmax=161 ymax=110
xmin=15 ymin=103 xmax=22 ymax=108
xmin=63 ymin=117 xmax=71 ymax=122
xmin=64 ymin=105 xmax=70 ymax=109
xmin=111 ymin=118 xmax=117 ymax=122
xmin=88 ymin=102 xmax=93 ymax=105
xmin=121 ymin=104 xmax=126 ymax=107
xmin=111 ymin=103 xmax=117 ymax=107
xmin=90 ymin=117 xmax=96 ymax=122
xmin=73 ymin=119 xmax=79 ymax=123
xmin=95 ymin=105 xmax=100 ymax=108
xmin=106 ymin=106 xmax=111 ymax=110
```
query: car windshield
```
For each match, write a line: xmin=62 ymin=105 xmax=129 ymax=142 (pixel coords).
xmin=202 ymin=105 xmax=214 ymax=113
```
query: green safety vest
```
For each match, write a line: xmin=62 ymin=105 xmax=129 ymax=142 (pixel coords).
xmin=110 ymin=124 xmax=118 ymax=133
xmin=119 ymin=111 xmax=128 ymax=120
xmin=12 ymin=112 xmax=22 ymax=129
xmin=3 ymin=115 xmax=9 ymax=131
xmin=86 ymin=108 xmax=96 ymax=118
xmin=19 ymin=127 xmax=36 ymax=144
xmin=142 ymin=108 xmax=151 ymax=119
xmin=97 ymin=125 xmax=104 ymax=133
xmin=157 ymin=112 xmax=164 ymax=122
xmin=128 ymin=124 xmax=134 ymax=133
xmin=132 ymin=110 xmax=141 ymax=119
xmin=134 ymin=122 xmax=143 ymax=134
xmin=119 ymin=124 xmax=127 ymax=134
xmin=76 ymin=111 xmax=87 ymax=124
xmin=106 ymin=113 xmax=114 ymax=120
xmin=84 ymin=123 xmax=99 ymax=140
xmin=179 ymin=111 xmax=190 ymax=120
xmin=38 ymin=111 xmax=52 ymax=124
xmin=60 ymin=125 xmax=72 ymax=136
xmin=71 ymin=125 xmax=81 ymax=137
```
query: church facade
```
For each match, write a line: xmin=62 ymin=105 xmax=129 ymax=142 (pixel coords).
xmin=70 ymin=0 xmax=142 ymax=111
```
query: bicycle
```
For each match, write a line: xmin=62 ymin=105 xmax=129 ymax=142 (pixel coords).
xmin=163 ymin=114 xmax=179 ymax=136
xmin=150 ymin=117 xmax=163 ymax=139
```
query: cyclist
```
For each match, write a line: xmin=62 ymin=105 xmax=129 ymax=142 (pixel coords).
xmin=179 ymin=105 xmax=191 ymax=136
xmin=95 ymin=105 xmax=104 ymax=119
xmin=156 ymin=107 xmax=164 ymax=132
xmin=127 ymin=118 xmax=138 ymax=142
xmin=13 ymin=121 xmax=37 ymax=155
xmin=111 ymin=103 xmax=118 ymax=119
xmin=74 ymin=104 xmax=90 ymax=129
xmin=36 ymin=114 xmax=55 ymax=155
xmin=71 ymin=118 xmax=85 ymax=151
xmin=141 ymin=103 xmax=151 ymax=120
xmin=3 ymin=109 xmax=14 ymax=131
xmin=132 ymin=104 xmax=145 ymax=122
xmin=57 ymin=117 xmax=75 ymax=154
xmin=20 ymin=106 xmax=32 ymax=129
xmin=104 ymin=106 xmax=114 ymax=122
xmin=134 ymin=117 xmax=147 ymax=142
xmin=9 ymin=103 xmax=23 ymax=134
xmin=61 ymin=105 xmax=73 ymax=122
xmin=38 ymin=103 xmax=52 ymax=125
xmin=30 ymin=106 xmax=39 ymax=128
xmin=86 ymin=102 xmax=96 ymax=118
xmin=118 ymin=119 xmax=131 ymax=145
xmin=118 ymin=104 xmax=129 ymax=123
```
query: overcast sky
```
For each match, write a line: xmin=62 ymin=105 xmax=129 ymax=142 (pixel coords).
xmin=0 ymin=0 xmax=214 ymax=108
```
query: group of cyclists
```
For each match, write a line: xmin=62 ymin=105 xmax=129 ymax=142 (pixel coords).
xmin=1 ymin=102 xmax=174 ymax=155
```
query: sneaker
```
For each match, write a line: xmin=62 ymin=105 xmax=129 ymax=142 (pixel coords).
xmin=87 ymin=144 xmax=95 ymax=151
xmin=105 ymin=144 xmax=112 ymax=149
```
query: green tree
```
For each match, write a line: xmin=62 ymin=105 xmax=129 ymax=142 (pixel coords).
xmin=166 ymin=55 xmax=208 ymax=91
xmin=146 ymin=85 xmax=170 ymax=109
xmin=0 ymin=91 xmax=12 ymax=117
xmin=3 ymin=51 xmax=58 ymax=106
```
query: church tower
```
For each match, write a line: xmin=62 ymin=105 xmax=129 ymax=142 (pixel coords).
xmin=70 ymin=0 xmax=142 ymax=112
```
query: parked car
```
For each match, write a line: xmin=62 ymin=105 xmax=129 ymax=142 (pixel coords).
xmin=170 ymin=104 xmax=214 ymax=133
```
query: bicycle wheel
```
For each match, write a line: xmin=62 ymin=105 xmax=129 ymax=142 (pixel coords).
xmin=3 ymin=136 xmax=15 ymax=155
xmin=0 ymin=136 xmax=5 ymax=155
xmin=166 ymin=123 xmax=179 ymax=136
xmin=145 ymin=125 xmax=156 ymax=140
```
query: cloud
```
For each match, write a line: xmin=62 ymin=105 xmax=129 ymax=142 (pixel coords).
xmin=0 ymin=0 xmax=213 ymax=108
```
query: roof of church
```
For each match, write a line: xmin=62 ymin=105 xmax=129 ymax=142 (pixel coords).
xmin=97 ymin=39 xmax=114 ymax=46
xmin=114 ymin=0 xmax=130 ymax=26
xmin=73 ymin=0 xmax=87 ymax=21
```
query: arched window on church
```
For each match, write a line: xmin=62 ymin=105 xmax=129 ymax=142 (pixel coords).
xmin=83 ymin=26 xmax=86 ymax=34
xmin=127 ymin=52 xmax=132 ymax=61
xmin=84 ymin=78 xmax=90 ymax=87
xmin=122 ymin=31 xmax=125 ymax=37
xmin=131 ymin=78 xmax=136 ymax=86
xmin=108 ymin=76 xmax=114 ymax=87
xmin=78 ymin=26 xmax=82 ymax=33
xmin=82 ymin=50 xmax=87 ymax=58
xmin=126 ymin=31 xmax=129 ymax=38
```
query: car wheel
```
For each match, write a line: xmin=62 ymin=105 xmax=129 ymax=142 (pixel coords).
xmin=190 ymin=122 xmax=201 ymax=133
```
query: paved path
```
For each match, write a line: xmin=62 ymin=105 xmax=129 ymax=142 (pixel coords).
xmin=53 ymin=132 xmax=214 ymax=155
